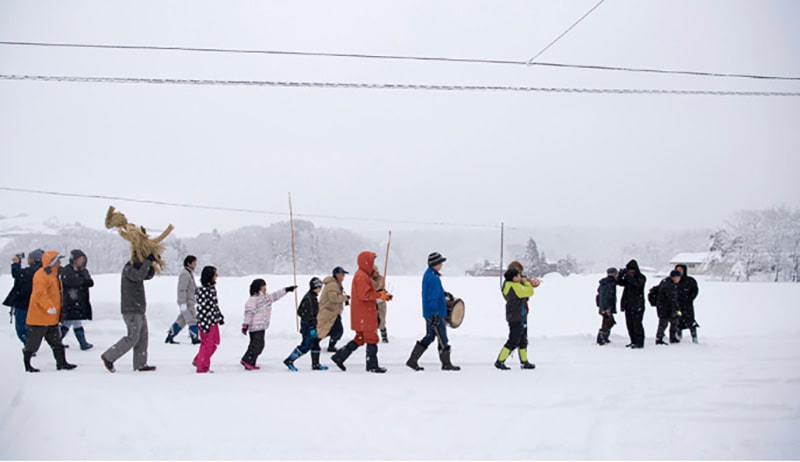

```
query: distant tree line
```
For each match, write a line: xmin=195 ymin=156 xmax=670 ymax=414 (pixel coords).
xmin=517 ymin=237 xmax=581 ymax=277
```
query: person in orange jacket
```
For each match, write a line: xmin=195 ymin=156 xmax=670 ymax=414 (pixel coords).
xmin=330 ymin=251 xmax=393 ymax=373
xmin=23 ymin=251 xmax=77 ymax=372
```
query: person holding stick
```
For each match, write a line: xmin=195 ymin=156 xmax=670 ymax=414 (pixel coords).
xmin=405 ymin=252 xmax=460 ymax=372
xmin=372 ymin=265 xmax=389 ymax=343
xmin=331 ymin=251 xmax=393 ymax=373
xmin=283 ymin=277 xmax=328 ymax=371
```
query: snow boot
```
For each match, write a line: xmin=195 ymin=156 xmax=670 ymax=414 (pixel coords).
xmin=519 ymin=349 xmax=536 ymax=369
xmin=366 ymin=344 xmax=386 ymax=373
xmin=74 ymin=327 xmax=94 ymax=351
xmin=690 ymin=327 xmax=698 ymax=344
xmin=311 ymin=352 xmax=329 ymax=371
xmin=241 ymin=360 xmax=259 ymax=371
xmin=23 ymin=351 xmax=39 ymax=373
xmin=406 ymin=341 xmax=427 ymax=371
xmin=327 ymin=338 xmax=338 ymax=353
xmin=495 ymin=347 xmax=511 ymax=370
xmin=656 ymin=338 xmax=668 ymax=345
xmin=331 ymin=341 xmax=358 ymax=371
xmin=380 ymin=328 xmax=389 ymax=343
xmin=165 ymin=322 xmax=181 ymax=344
xmin=54 ymin=347 xmax=77 ymax=370
xmin=283 ymin=348 xmax=303 ymax=372
xmin=137 ymin=365 xmax=157 ymax=372
xmin=596 ymin=332 xmax=607 ymax=345
xmin=101 ymin=354 xmax=115 ymax=373
xmin=439 ymin=346 xmax=460 ymax=371
xmin=188 ymin=325 xmax=201 ymax=345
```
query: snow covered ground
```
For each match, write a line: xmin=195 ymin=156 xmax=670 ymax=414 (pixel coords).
xmin=0 ymin=271 xmax=798 ymax=460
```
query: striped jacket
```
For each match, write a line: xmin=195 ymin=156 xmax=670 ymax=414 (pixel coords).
xmin=242 ymin=289 xmax=288 ymax=332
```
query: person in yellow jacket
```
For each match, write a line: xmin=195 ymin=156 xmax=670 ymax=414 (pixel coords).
xmin=495 ymin=267 xmax=537 ymax=370
xmin=23 ymin=251 xmax=77 ymax=372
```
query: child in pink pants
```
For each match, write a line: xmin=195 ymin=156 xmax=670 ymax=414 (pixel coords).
xmin=194 ymin=266 xmax=224 ymax=373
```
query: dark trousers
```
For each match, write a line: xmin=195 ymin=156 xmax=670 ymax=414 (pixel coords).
xmin=14 ymin=307 xmax=28 ymax=344
xmin=242 ymin=330 xmax=266 ymax=366
xmin=24 ymin=325 xmax=64 ymax=356
xmin=624 ymin=309 xmax=645 ymax=347
xmin=329 ymin=315 xmax=344 ymax=342
xmin=656 ymin=317 xmax=679 ymax=341
xmin=296 ymin=322 xmax=321 ymax=354
xmin=504 ymin=321 xmax=529 ymax=351
xmin=419 ymin=316 xmax=449 ymax=350
xmin=599 ymin=314 xmax=616 ymax=336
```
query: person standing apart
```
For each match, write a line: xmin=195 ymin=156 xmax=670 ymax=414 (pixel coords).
xmin=405 ymin=252 xmax=460 ymax=372
xmin=194 ymin=266 xmax=225 ymax=373
xmin=23 ymin=251 xmax=76 ymax=372
xmin=60 ymin=250 xmax=95 ymax=351
xmin=595 ymin=268 xmax=618 ymax=346
xmin=101 ymin=255 xmax=158 ymax=373
xmin=165 ymin=255 xmax=200 ymax=345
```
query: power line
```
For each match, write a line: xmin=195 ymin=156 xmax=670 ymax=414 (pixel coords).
xmin=0 ymin=186 xmax=502 ymax=230
xmin=1 ymin=40 xmax=799 ymax=81
xmin=1 ymin=74 xmax=798 ymax=96
xmin=528 ymin=0 xmax=607 ymax=64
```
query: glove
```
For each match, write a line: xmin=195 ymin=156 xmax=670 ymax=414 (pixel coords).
xmin=309 ymin=329 xmax=318 ymax=339
xmin=179 ymin=304 xmax=188 ymax=313
xmin=284 ymin=285 xmax=297 ymax=292
xmin=241 ymin=324 xmax=249 ymax=335
xmin=379 ymin=292 xmax=393 ymax=301
xmin=46 ymin=307 xmax=57 ymax=315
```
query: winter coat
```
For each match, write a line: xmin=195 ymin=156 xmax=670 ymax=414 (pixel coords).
xmin=243 ymin=289 xmax=288 ymax=332
xmin=503 ymin=280 xmax=534 ymax=324
xmin=196 ymin=285 xmax=225 ymax=333
xmin=350 ymin=251 xmax=382 ymax=333
xmin=27 ymin=251 xmax=63 ymax=327
xmin=318 ymin=276 xmax=348 ymax=338
xmin=60 ymin=261 xmax=94 ymax=321
xmin=3 ymin=261 xmax=39 ymax=309
xmin=674 ymin=265 xmax=699 ymax=312
xmin=656 ymin=278 xmax=680 ymax=319
xmin=617 ymin=259 xmax=647 ymax=314
xmin=596 ymin=276 xmax=617 ymax=313
xmin=176 ymin=267 xmax=197 ymax=309
xmin=297 ymin=289 xmax=320 ymax=329
xmin=121 ymin=260 xmax=155 ymax=314
xmin=422 ymin=266 xmax=447 ymax=320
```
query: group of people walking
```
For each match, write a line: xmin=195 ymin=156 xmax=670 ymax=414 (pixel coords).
xmin=595 ymin=259 xmax=700 ymax=348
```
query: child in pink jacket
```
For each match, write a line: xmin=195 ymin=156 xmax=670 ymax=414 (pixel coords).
xmin=240 ymin=278 xmax=296 ymax=370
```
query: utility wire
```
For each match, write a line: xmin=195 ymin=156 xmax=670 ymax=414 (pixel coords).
xmin=1 ymin=74 xmax=798 ymax=96
xmin=1 ymin=40 xmax=798 ymax=81
xmin=527 ymin=0 xmax=607 ymax=64
xmin=0 ymin=186 xmax=502 ymax=229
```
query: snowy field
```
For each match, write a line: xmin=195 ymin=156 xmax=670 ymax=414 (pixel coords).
xmin=0 ymin=271 xmax=799 ymax=460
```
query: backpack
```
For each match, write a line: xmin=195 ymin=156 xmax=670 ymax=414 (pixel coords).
xmin=647 ymin=285 xmax=659 ymax=307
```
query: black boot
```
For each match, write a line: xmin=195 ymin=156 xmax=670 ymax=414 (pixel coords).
xmin=23 ymin=350 xmax=39 ymax=373
xmin=74 ymin=327 xmax=94 ymax=351
xmin=327 ymin=338 xmax=338 ymax=353
xmin=380 ymin=328 xmax=389 ymax=343
xmin=656 ymin=338 xmax=668 ymax=345
xmin=691 ymin=327 xmax=698 ymax=344
xmin=596 ymin=332 xmax=607 ymax=345
xmin=439 ymin=346 xmax=460 ymax=371
xmin=366 ymin=344 xmax=386 ymax=373
xmin=311 ymin=352 xmax=329 ymax=371
xmin=331 ymin=341 xmax=358 ymax=371
xmin=406 ymin=341 xmax=427 ymax=371
xmin=54 ymin=346 xmax=77 ymax=370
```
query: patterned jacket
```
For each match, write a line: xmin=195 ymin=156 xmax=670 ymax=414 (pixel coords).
xmin=196 ymin=285 xmax=225 ymax=333
xmin=243 ymin=289 xmax=288 ymax=332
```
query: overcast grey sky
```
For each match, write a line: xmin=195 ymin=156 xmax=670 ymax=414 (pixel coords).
xmin=1 ymin=0 xmax=799 ymax=236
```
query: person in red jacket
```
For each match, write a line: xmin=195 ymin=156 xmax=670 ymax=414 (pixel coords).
xmin=330 ymin=251 xmax=393 ymax=373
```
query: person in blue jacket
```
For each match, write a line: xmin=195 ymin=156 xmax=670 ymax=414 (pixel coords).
xmin=405 ymin=252 xmax=460 ymax=371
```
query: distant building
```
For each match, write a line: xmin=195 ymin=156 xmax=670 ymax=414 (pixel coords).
xmin=465 ymin=262 xmax=504 ymax=277
xmin=669 ymin=252 xmax=710 ymax=275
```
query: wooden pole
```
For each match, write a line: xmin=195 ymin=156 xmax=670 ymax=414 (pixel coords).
xmin=383 ymin=230 xmax=392 ymax=281
xmin=289 ymin=193 xmax=299 ymax=332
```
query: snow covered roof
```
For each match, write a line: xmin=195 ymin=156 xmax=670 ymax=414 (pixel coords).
xmin=669 ymin=252 xmax=710 ymax=264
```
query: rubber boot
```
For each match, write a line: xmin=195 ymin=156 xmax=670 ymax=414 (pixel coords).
xmin=188 ymin=325 xmax=201 ymax=345
xmin=596 ymin=331 xmax=606 ymax=345
xmin=311 ymin=352 xmax=328 ymax=371
xmin=406 ymin=341 xmax=427 ymax=371
xmin=331 ymin=341 xmax=358 ymax=371
xmin=60 ymin=324 xmax=69 ymax=339
xmin=495 ymin=347 xmax=511 ymax=370
xmin=439 ymin=346 xmax=460 ymax=371
xmin=327 ymin=338 xmax=338 ymax=353
xmin=691 ymin=327 xmax=698 ymax=344
xmin=519 ymin=349 xmax=536 ymax=369
xmin=74 ymin=327 xmax=94 ymax=351
xmin=366 ymin=344 xmax=386 ymax=373
xmin=380 ymin=328 xmax=389 ymax=343
xmin=23 ymin=350 xmax=39 ymax=373
xmin=165 ymin=322 xmax=181 ymax=344
xmin=283 ymin=348 xmax=303 ymax=371
xmin=54 ymin=346 xmax=77 ymax=370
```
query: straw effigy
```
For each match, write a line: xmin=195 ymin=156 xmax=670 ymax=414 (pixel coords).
xmin=104 ymin=206 xmax=174 ymax=274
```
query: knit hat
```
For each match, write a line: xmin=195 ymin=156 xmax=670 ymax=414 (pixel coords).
xmin=332 ymin=266 xmax=349 ymax=276
xmin=310 ymin=277 xmax=324 ymax=289
xmin=427 ymin=252 xmax=446 ymax=267
xmin=504 ymin=267 xmax=520 ymax=282
xmin=669 ymin=270 xmax=682 ymax=278
xmin=29 ymin=249 xmax=45 ymax=265
xmin=606 ymin=267 xmax=618 ymax=276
